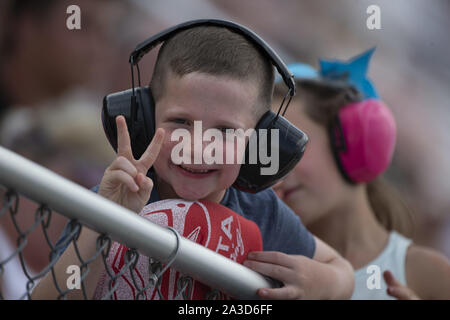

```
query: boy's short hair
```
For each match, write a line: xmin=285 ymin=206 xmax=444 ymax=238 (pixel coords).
xmin=151 ymin=26 xmax=275 ymax=119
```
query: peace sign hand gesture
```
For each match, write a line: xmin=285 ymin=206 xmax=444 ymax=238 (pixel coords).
xmin=98 ymin=116 xmax=165 ymax=213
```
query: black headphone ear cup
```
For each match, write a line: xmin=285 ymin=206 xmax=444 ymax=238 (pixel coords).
xmin=233 ymin=111 xmax=275 ymax=192
xmin=101 ymin=98 xmax=116 ymax=152
xmin=102 ymin=90 xmax=131 ymax=155
xmin=101 ymin=86 xmax=156 ymax=159
xmin=136 ymin=87 xmax=156 ymax=175
xmin=128 ymin=86 xmax=156 ymax=159
xmin=233 ymin=110 xmax=308 ymax=193
xmin=139 ymin=86 xmax=156 ymax=147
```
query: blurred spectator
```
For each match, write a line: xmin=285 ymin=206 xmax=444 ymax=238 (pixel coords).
xmin=0 ymin=0 xmax=124 ymax=298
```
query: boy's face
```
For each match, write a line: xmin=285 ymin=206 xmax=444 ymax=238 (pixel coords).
xmin=153 ymin=72 xmax=259 ymax=202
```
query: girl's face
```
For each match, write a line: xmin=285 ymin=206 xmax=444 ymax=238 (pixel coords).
xmin=275 ymin=100 xmax=355 ymax=226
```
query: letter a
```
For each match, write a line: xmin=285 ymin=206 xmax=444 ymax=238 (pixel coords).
xmin=171 ymin=128 xmax=191 ymax=165
xmin=66 ymin=265 xmax=81 ymax=289
xmin=366 ymin=5 xmax=381 ymax=30
xmin=366 ymin=265 xmax=381 ymax=290
xmin=66 ymin=5 xmax=81 ymax=30
xmin=221 ymin=216 xmax=233 ymax=240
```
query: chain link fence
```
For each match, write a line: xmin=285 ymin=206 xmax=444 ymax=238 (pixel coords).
xmin=0 ymin=146 xmax=272 ymax=300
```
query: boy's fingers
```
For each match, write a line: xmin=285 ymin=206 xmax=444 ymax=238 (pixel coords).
xmin=109 ymin=156 xmax=138 ymax=178
xmin=116 ymin=116 xmax=133 ymax=159
xmin=136 ymin=173 xmax=154 ymax=193
xmin=140 ymin=128 xmax=165 ymax=169
xmin=257 ymin=286 xmax=299 ymax=300
xmin=247 ymin=251 xmax=296 ymax=268
xmin=244 ymin=259 xmax=293 ymax=284
xmin=109 ymin=170 xmax=139 ymax=192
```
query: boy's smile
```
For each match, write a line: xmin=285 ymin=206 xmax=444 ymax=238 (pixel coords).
xmin=176 ymin=164 xmax=219 ymax=178
xmin=153 ymin=71 xmax=259 ymax=202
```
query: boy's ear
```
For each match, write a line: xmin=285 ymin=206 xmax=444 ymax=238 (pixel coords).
xmin=102 ymin=86 xmax=156 ymax=159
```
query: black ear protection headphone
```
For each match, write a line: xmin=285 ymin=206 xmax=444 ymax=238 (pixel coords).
xmin=102 ymin=19 xmax=308 ymax=193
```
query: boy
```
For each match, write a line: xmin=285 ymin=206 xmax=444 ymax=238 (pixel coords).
xmin=32 ymin=25 xmax=353 ymax=299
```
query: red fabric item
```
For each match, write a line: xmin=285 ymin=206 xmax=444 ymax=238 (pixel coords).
xmin=93 ymin=199 xmax=263 ymax=300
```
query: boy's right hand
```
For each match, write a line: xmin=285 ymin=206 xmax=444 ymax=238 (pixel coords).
xmin=98 ymin=116 xmax=165 ymax=213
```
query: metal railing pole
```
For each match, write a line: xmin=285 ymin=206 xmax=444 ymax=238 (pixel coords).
xmin=0 ymin=146 xmax=273 ymax=299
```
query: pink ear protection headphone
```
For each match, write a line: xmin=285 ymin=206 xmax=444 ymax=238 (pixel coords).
xmin=331 ymin=97 xmax=396 ymax=183
xmin=287 ymin=48 xmax=396 ymax=183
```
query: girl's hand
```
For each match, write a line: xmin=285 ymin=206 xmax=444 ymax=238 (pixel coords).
xmin=383 ymin=270 xmax=420 ymax=300
xmin=98 ymin=116 xmax=165 ymax=213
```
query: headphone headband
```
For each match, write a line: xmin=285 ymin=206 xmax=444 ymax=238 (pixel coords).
xmin=129 ymin=19 xmax=295 ymax=96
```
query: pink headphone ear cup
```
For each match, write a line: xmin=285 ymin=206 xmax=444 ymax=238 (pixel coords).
xmin=337 ymin=99 xmax=396 ymax=183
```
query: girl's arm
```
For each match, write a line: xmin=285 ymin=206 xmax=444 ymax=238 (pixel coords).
xmin=405 ymin=245 xmax=450 ymax=299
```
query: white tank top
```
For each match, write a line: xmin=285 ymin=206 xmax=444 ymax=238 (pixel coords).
xmin=351 ymin=231 xmax=412 ymax=300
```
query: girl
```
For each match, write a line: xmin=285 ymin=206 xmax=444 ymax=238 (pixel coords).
xmin=273 ymin=49 xmax=450 ymax=299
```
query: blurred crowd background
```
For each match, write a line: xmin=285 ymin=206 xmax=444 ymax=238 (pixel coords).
xmin=0 ymin=0 xmax=449 ymax=298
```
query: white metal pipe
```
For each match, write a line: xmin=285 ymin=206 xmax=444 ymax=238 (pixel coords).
xmin=0 ymin=145 xmax=273 ymax=299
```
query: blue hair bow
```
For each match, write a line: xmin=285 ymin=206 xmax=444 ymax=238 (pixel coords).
xmin=283 ymin=48 xmax=379 ymax=100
